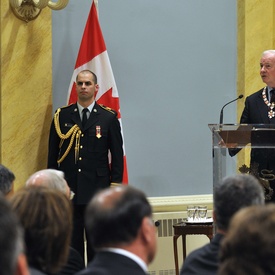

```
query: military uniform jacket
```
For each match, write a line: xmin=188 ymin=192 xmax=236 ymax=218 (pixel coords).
xmin=47 ymin=102 xmax=123 ymax=204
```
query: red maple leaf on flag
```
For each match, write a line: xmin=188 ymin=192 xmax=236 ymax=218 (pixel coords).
xmin=96 ymin=88 xmax=121 ymax=119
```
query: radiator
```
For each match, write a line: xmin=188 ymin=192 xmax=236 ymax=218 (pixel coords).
xmin=148 ymin=195 xmax=213 ymax=275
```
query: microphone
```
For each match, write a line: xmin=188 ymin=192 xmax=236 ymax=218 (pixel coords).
xmin=219 ymin=95 xmax=243 ymax=125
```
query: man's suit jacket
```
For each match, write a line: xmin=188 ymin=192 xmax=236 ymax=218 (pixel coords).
xmin=180 ymin=233 xmax=223 ymax=275
xmin=240 ymin=88 xmax=275 ymax=173
xmin=240 ymin=88 xmax=270 ymax=124
xmin=76 ymin=251 xmax=148 ymax=275
xmin=47 ymin=102 xmax=124 ymax=204
xmin=29 ymin=267 xmax=46 ymax=275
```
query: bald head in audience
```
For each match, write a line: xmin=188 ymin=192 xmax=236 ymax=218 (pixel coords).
xmin=76 ymin=185 xmax=157 ymax=275
xmin=26 ymin=169 xmax=71 ymax=198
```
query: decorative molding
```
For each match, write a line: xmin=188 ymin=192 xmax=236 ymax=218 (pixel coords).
xmin=9 ymin=0 xmax=69 ymax=22
xmin=10 ymin=1 xmax=41 ymax=22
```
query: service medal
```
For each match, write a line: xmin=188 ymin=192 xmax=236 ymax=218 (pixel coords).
xmin=96 ymin=126 xmax=102 ymax=138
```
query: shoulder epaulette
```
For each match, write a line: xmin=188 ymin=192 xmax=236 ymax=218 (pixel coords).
xmin=60 ymin=103 xmax=73 ymax=109
xmin=55 ymin=104 xmax=74 ymax=113
xmin=99 ymin=104 xmax=116 ymax=115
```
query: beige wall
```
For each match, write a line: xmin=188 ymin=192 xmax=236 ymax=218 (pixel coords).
xmin=0 ymin=2 xmax=52 ymax=190
xmin=1 ymin=0 xmax=275 ymax=191
xmin=237 ymin=0 xmax=275 ymax=114
xmin=237 ymin=0 xmax=275 ymax=167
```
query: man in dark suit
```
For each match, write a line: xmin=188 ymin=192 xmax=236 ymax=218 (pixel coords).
xmin=47 ymin=70 xmax=124 ymax=261
xmin=180 ymin=174 xmax=264 ymax=275
xmin=76 ymin=185 xmax=158 ymax=275
xmin=231 ymin=50 xmax=275 ymax=201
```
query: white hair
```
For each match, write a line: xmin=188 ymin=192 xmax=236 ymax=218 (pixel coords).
xmin=262 ymin=50 xmax=275 ymax=57
xmin=26 ymin=169 xmax=68 ymax=195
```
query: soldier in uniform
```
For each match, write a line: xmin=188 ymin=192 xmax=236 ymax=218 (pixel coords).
xmin=47 ymin=70 xmax=124 ymax=262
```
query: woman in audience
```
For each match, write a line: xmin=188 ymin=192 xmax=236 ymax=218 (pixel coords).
xmin=218 ymin=204 xmax=275 ymax=275
xmin=10 ymin=186 xmax=73 ymax=275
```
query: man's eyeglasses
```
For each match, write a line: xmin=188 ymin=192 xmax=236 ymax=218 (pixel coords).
xmin=76 ymin=81 xmax=92 ymax=86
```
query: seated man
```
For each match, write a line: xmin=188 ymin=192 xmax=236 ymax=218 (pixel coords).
xmin=76 ymin=185 xmax=158 ymax=275
xmin=180 ymin=174 xmax=265 ymax=275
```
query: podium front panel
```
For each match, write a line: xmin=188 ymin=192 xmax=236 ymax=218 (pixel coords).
xmin=209 ymin=124 xmax=275 ymax=200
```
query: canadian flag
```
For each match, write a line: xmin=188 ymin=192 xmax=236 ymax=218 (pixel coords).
xmin=67 ymin=1 xmax=128 ymax=183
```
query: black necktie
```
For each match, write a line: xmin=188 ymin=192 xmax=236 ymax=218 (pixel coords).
xmin=271 ymin=90 xmax=275 ymax=103
xmin=82 ymin=108 xmax=88 ymax=127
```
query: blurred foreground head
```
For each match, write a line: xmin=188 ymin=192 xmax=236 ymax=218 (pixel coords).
xmin=10 ymin=186 xmax=72 ymax=274
xmin=85 ymin=185 xmax=157 ymax=265
xmin=0 ymin=164 xmax=15 ymax=197
xmin=219 ymin=204 xmax=275 ymax=275
xmin=214 ymin=173 xmax=265 ymax=232
xmin=0 ymin=193 xmax=29 ymax=275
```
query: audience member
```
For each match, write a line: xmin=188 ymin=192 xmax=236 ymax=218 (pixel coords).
xmin=26 ymin=169 xmax=73 ymax=201
xmin=76 ymin=185 xmax=157 ymax=275
xmin=25 ymin=169 xmax=84 ymax=274
xmin=0 ymin=193 xmax=29 ymax=275
xmin=219 ymin=204 xmax=275 ymax=275
xmin=180 ymin=174 xmax=265 ymax=275
xmin=10 ymin=186 xmax=72 ymax=275
xmin=0 ymin=164 xmax=15 ymax=197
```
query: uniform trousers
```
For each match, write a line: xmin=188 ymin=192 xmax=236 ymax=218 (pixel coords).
xmin=71 ymin=204 xmax=95 ymax=263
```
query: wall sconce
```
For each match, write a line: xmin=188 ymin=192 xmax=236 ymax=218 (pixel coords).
xmin=9 ymin=0 xmax=69 ymax=23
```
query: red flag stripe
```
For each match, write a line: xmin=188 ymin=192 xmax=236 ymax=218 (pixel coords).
xmin=74 ymin=2 xmax=106 ymax=67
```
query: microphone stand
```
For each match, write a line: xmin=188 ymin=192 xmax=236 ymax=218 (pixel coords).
xmin=219 ymin=95 xmax=244 ymax=127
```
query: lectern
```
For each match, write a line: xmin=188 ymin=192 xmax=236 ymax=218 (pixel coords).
xmin=208 ymin=124 xmax=275 ymax=200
